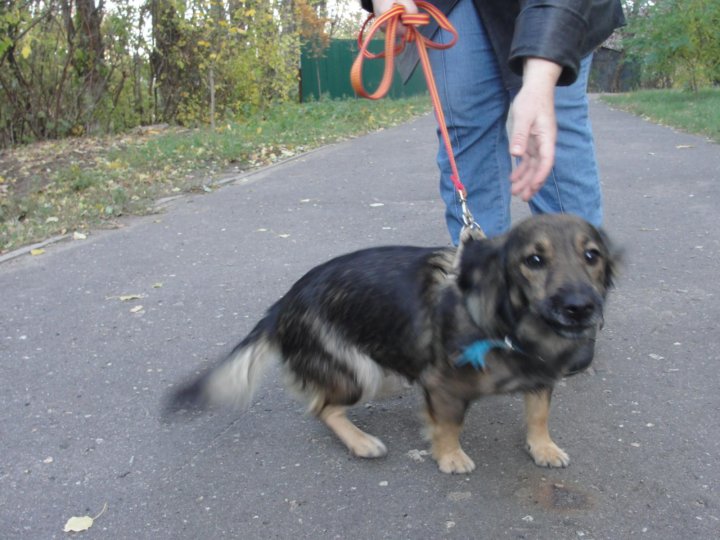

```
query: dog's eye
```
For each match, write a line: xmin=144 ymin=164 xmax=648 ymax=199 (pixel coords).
xmin=524 ymin=254 xmax=545 ymax=270
xmin=584 ymin=248 xmax=601 ymax=265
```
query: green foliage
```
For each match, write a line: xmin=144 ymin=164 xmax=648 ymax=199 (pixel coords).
xmin=624 ymin=0 xmax=720 ymax=90
xmin=0 ymin=0 xmax=342 ymax=147
xmin=0 ymin=0 xmax=154 ymax=144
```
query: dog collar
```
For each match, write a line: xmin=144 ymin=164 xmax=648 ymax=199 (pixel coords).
xmin=456 ymin=336 xmax=516 ymax=370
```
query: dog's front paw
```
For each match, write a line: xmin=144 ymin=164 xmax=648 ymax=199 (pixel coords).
xmin=435 ymin=448 xmax=476 ymax=474
xmin=349 ymin=433 xmax=388 ymax=459
xmin=527 ymin=440 xmax=570 ymax=468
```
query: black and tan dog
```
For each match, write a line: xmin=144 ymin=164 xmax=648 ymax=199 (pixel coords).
xmin=164 ymin=214 xmax=620 ymax=474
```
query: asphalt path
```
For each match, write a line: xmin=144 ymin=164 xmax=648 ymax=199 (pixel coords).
xmin=1 ymin=97 xmax=719 ymax=539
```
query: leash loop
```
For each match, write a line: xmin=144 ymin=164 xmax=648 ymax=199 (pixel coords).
xmin=351 ymin=1 xmax=482 ymax=235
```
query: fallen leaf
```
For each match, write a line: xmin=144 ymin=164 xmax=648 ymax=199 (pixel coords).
xmin=73 ymin=232 xmax=87 ymax=240
xmin=675 ymin=145 xmax=693 ymax=149
xmin=130 ymin=305 xmax=144 ymax=313
xmin=106 ymin=159 xmax=125 ymax=170
xmin=118 ymin=294 xmax=145 ymax=301
xmin=30 ymin=248 xmax=45 ymax=256
xmin=63 ymin=515 xmax=94 ymax=533
xmin=63 ymin=502 xmax=107 ymax=533
xmin=152 ymin=282 xmax=163 ymax=288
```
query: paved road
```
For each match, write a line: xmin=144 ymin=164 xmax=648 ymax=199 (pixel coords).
xmin=1 ymin=98 xmax=719 ymax=539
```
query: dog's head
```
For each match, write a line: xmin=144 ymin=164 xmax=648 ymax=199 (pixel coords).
xmin=457 ymin=214 xmax=621 ymax=349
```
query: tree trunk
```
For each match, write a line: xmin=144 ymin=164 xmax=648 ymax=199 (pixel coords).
xmin=209 ymin=65 xmax=215 ymax=130
xmin=150 ymin=0 xmax=183 ymax=122
xmin=73 ymin=0 xmax=106 ymax=132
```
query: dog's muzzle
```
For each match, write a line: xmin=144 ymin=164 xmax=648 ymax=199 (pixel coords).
xmin=541 ymin=285 xmax=604 ymax=339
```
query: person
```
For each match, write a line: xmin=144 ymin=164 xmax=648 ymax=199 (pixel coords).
xmin=361 ymin=0 xmax=625 ymax=373
xmin=362 ymin=0 xmax=625 ymax=242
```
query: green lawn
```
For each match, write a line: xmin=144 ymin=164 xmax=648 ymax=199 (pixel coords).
xmin=0 ymin=96 xmax=430 ymax=254
xmin=600 ymin=88 xmax=720 ymax=142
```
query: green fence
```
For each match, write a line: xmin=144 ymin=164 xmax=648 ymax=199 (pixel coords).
xmin=300 ymin=40 xmax=428 ymax=101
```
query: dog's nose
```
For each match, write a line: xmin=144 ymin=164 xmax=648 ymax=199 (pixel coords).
xmin=559 ymin=291 xmax=596 ymax=323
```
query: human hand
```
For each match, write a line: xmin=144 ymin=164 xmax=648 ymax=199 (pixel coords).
xmin=371 ymin=0 xmax=418 ymax=35
xmin=508 ymin=58 xmax=563 ymax=202
xmin=371 ymin=0 xmax=418 ymax=15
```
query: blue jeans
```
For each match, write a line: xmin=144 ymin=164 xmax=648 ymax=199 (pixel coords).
xmin=428 ymin=0 xmax=603 ymax=243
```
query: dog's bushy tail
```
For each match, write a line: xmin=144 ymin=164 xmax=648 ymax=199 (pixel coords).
xmin=162 ymin=311 xmax=280 ymax=420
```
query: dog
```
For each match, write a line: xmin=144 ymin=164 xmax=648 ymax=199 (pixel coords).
xmin=163 ymin=214 xmax=620 ymax=474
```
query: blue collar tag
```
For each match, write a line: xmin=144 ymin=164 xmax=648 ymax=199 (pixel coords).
xmin=456 ymin=338 xmax=512 ymax=370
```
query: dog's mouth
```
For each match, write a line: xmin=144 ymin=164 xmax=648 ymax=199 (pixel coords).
xmin=539 ymin=289 xmax=604 ymax=340
xmin=544 ymin=319 xmax=598 ymax=340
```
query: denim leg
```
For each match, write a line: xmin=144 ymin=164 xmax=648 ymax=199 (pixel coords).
xmin=428 ymin=0 xmax=512 ymax=244
xmin=530 ymin=55 xmax=603 ymax=227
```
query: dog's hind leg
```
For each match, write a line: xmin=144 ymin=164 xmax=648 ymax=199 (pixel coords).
xmin=319 ymin=405 xmax=387 ymax=458
xmin=524 ymin=388 xmax=570 ymax=467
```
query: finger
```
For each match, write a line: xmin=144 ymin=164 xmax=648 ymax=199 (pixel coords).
xmin=512 ymin=159 xmax=548 ymax=201
xmin=509 ymin=121 xmax=529 ymax=160
xmin=511 ymin=143 xmax=554 ymax=201
xmin=530 ymin=134 xmax=555 ymax=191
xmin=510 ymin=160 xmax=535 ymax=201
xmin=395 ymin=0 xmax=419 ymax=14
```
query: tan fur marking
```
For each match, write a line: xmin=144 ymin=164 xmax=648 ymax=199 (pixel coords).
xmin=428 ymin=420 xmax=476 ymax=474
xmin=524 ymin=389 xmax=570 ymax=467
xmin=319 ymin=405 xmax=387 ymax=458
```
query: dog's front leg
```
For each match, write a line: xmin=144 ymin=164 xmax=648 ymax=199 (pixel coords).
xmin=424 ymin=391 xmax=475 ymax=474
xmin=524 ymin=387 xmax=570 ymax=467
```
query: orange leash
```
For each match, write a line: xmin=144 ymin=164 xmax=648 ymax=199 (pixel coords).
xmin=351 ymin=1 xmax=480 ymax=231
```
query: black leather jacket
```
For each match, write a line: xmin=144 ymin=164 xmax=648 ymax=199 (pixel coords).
xmin=360 ymin=0 xmax=625 ymax=89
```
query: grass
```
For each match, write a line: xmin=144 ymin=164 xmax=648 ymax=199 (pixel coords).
xmin=0 ymin=95 xmax=430 ymax=254
xmin=600 ymin=88 xmax=720 ymax=142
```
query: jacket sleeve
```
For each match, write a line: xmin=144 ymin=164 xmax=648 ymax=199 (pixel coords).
xmin=509 ymin=0 xmax=593 ymax=85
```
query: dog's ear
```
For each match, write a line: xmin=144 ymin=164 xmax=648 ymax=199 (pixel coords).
xmin=453 ymin=225 xmax=486 ymax=271
xmin=597 ymin=228 xmax=623 ymax=290
xmin=457 ymin=235 xmax=506 ymax=293
xmin=456 ymin=236 xmax=507 ymax=329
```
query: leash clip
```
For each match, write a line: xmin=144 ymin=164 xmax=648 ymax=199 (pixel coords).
xmin=458 ymin=189 xmax=482 ymax=233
